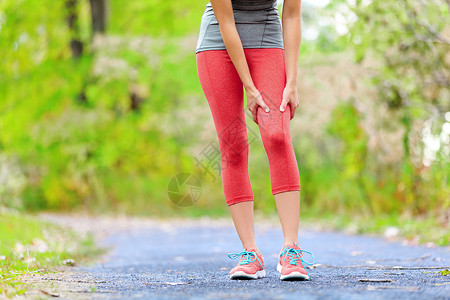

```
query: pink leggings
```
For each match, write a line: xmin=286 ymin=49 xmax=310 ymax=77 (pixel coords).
xmin=196 ymin=48 xmax=301 ymax=206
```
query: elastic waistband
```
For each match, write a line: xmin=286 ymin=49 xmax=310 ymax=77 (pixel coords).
xmin=206 ymin=0 xmax=276 ymax=11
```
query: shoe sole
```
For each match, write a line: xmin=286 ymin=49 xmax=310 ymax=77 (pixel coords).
xmin=230 ymin=269 xmax=266 ymax=280
xmin=277 ymin=262 xmax=309 ymax=280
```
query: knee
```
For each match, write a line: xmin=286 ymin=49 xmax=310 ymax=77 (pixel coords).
xmin=221 ymin=145 xmax=248 ymax=169
xmin=263 ymin=128 xmax=289 ymax=150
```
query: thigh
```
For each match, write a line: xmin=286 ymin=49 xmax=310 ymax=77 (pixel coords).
xmin=244 ymin=48 xmax=289 ymax=132
xmin=196 ymin=50 xmax=249 ymax=155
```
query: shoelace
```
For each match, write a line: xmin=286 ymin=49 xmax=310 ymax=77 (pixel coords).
xmin=228 ymin=250 xmax=263 ymax=268
xmin=280 ymin=244 xmax=315 ymax=269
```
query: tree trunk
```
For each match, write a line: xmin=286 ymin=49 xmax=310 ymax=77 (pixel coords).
xmin=89 ymin=0 xmax=107 ymax=34
xmin=65 ymin=0 xmax=83 ymax=58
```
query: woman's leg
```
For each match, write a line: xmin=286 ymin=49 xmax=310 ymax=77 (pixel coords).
xmin=228 ymin=201 xmax=258 ymax=251
xmin=274 ymin=191 xmax=300 ymax=246
xmin=196 ymin=50 xmax=258 ymax=251
xmin=245 ymin=48 xmax=302 ymax=245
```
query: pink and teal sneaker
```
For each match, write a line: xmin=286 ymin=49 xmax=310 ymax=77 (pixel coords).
xmin=277 ymin=242 xmax=315 ymax=280
xmin=227 ymin=248 xmax=266 ymax=279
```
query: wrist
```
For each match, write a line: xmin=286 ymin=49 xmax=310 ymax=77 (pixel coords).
xmin=244 ymin=84 xmax=257 ymax=94
xmin=286 ymin=78 xmax=297 ymax=88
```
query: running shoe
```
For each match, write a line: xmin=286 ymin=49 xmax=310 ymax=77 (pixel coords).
xmin=277 ymin=242 xmax=315 ymax=280
xmin=227 ymin=248 xmax=265 ymax=279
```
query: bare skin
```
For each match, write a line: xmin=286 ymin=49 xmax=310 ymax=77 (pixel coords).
xmin=274 ymin=191 xmax=300 ymax=246
xmin=228 ymin=201 xmax=259 ymax=252
xmin=210 ymin=0 xmax=303 ymax=251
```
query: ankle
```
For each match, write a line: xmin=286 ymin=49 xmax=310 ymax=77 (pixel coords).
xmin=243 ymin=245 xmax=260 ymax=253
xmin=283 ymin=240 xmax=299 ymax=247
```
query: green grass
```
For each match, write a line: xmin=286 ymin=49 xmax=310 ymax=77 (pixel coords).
xmin=0 ymin=208 xmax=105 ymax=298
xmin=298 ymin=210 xmax=449 ymax=247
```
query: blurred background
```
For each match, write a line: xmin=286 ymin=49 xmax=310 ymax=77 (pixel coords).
xmin=0 ymin=0 xmax=449 ymax=245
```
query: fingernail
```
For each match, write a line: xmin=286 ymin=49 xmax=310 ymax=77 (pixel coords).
xmin=265 ymin=108 xmax=269 ymax=112
xmin=280 ymin=107 xmax=284 ymax=112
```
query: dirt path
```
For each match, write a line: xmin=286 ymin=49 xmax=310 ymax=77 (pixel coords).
xmin=19 ymin=213 xmax=450 ymax=299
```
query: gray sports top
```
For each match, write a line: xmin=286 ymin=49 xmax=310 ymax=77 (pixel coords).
xmin=195 ymin=0 xmax=284 ymax=54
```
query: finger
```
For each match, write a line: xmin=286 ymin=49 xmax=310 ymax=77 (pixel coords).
xmin=247 ymin=98 xmax=256 ymax=109
xmin=248 ymin=107 xmax=258 ymax=124
xmin=252 ymin=109 xmax=258 ymax=124
xmin=257 ymin=95 xmax=270 ymax=113
xmin=286 ymin=103 xmax=292 ymax=120
xmin=279 ymin=97 xmax=289 ymax=112
xmin=248 ymin=100 xmax=258 ymax=113
xmin=290 ymin=103 xmax=296 ymax=120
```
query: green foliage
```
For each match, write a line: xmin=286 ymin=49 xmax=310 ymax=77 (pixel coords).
xmin=0 ymin=0 xmax=210 ymax=215
xmin=321 ymin=0 xmax=450 ymax=221
xmin=300 ymin=210 xmax=449 ymax=246
xmin=0 ymin=53 xmax=197 ymax=214
xmin=328 ymin=0 xmax=449 ymax=134
xmin=0 ymin=209 xmax=103 ymax=297
xmin=0 ymin=0 xmax=73 ymax=77
xmin=108 ymin=0 xmax=202 ymax=37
